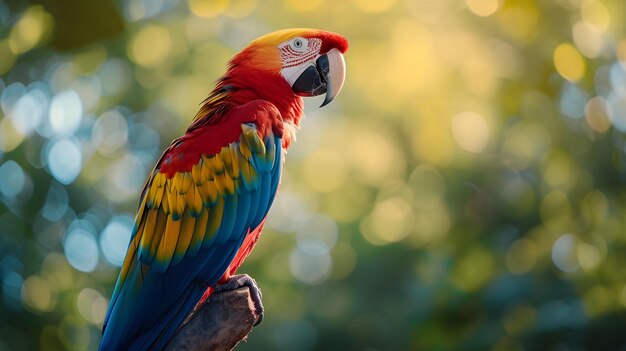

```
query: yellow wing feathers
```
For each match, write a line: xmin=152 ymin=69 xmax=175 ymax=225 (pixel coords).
xmin=131 ymin=124 xmax=275 ymax=272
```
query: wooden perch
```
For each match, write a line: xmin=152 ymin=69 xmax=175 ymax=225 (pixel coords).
xmin=165 ymin=286 xmax=260 ymax=351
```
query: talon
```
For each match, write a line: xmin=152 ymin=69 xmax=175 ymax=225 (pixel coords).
xmin=253 ymin=312 xmax=263 ymax=326
xmin=214 ymin=274 xmax=264 ymax=326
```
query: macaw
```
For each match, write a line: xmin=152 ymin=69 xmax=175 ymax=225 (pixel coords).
xmin=99 ymin=28 xmax=348 ymax=350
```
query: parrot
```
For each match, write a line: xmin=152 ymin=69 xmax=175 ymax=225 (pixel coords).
xmin=99 ymin=28 xmax=348 ymax=350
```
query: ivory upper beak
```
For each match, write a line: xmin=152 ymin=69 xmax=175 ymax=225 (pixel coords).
xmin=320 ymin=48 xmax=346 ymax=107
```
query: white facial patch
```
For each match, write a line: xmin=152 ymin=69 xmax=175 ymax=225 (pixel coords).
xmin=279 ymin=37 xmax=322 ymax=87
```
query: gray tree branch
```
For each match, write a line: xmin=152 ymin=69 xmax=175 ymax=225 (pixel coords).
xmin=165 ymin=287 xmax=259 ymax=351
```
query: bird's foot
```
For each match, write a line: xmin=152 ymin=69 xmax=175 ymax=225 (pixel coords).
xmin=214 ymin=274 xmax=264 ymax=326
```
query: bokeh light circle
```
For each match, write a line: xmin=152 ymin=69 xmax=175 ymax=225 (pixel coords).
xmin=63 ymin=229 xmax=99 ymax=273
xmin=46 ymin=138 xmax=82 ymax=184
xmin=49 ymin=90 xmax=83 ymax=135
xmin=100 ymin=215 xmax=134 ymax=267
xmin=0 ymin=160 xmax=25 ymax=198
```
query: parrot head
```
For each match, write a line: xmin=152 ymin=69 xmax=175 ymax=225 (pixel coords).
xmin=231 ymin=28 xmax=349 ymax=107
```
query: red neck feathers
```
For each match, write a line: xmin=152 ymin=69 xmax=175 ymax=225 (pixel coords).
xmin=192 ymin=50 xmax=304 ymax=130
xmin=158 ymin=51 xmax=302 ymax=178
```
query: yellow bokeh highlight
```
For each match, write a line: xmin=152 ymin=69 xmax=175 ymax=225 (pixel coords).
xmin=160 ymin=75 xmax=210 ymax=120
xmin=301 ymin=148 xmax=348 ymax=193
xmin=184 ymin=15 xmax=223 ymax=44
xmin=462 ymin=52 xmax=500 ymax=97
xmin=322 ymin=183 xmax=371 ymax=223
xmin=346 ymin=128 xmax=405 ymax=186
xmin=501 ymin=123 xmax=550 ymax=170
xmin=542 ymin=150 xmax=572 ymax=188
xmin=585 ymin=96 xmax=612 ymax=133
xmin=580 ymin=0 xmax=610 ymax=31
xmin=41 ymin=253 xmax=74 ymax=292
xmin=553 ymin=43 xmax=586 ymax=81
xmin=497 ymin=0 xmax=539 ymax=41
xmin=189 ymin=0 xmax=230 ymax=18
xmin=226 ymin=0 xmax=257 ymax=17
xmin=0 ymin=40 xmax=17 ymax=75
xmin=0 ymin=117 xmax=25 ymax=152
xmin=76 ymin=288 xmax=108 ymax=325
xmin=505 ymin=238 xmax=538 ymax=274
xmin=388 ymin=21 xmax=438 ymax=99
xmin=360 ymin=196 xmax=414 ymax=245
xmin=348 ymin=42 xmax=391 ymax=111
xmin=128 ymin=25 xmax=172 ymax=68
xmin=351 ymin=0 xmax=397 ymax=13
xmin=466 ymin=0 xmax=499 ymax=17
xmin=572 ymin=21 xmax=604 ymax=59
xmin=284 ymin=0 xmax=322 ymax=12
xmin=190 ymin=42 xmax=233 ymax=77
xmin=412 ymin=112 xmax=454 ymax=166
xmin=452 ymin=111 xmax=490 ymax=153
xmin=8 ymin=5 xmax=53 ymax=55
xmin=577 ymin=242 xmax=603 ymax=271
xmin=540 ymin=191 xmax=572 ymax=231
xmin=21 ymin=276 xmax=56 ymax=312
xmin=450 ymin=249 xmax=495 ymax=291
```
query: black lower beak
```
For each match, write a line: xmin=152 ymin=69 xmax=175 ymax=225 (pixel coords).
xmin=292 ymin=54 xmax=329 ymax=98
xmin=291 ymin=49 xmax=346 ymax=107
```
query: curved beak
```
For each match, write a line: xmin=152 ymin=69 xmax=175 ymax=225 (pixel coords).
xmin=291 ymin=48 xmax=346 ymax=107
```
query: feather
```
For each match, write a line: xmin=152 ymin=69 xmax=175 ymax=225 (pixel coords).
xmin=192 ymin=161 xmax=203 ymax=185
xmin=155 ymin=215 xmax=181 ymax=272
xmin=188 ymin=208 xmax=209 ymax=257
xmin=187 ymin=186 xmax=202 ymax=216
xmin=202 ymin=197 xmax=224 ymax=248
xmin=242 ymin=123 xmax=265 ymax=154
xmin=227 ymin=144 xmax=240 ymax=178
xmin=139 ymin=210 xmax=158 ymax=257
xmin=161 ymin=187 xmax=170 ymax=215
xmin=215 ymin=195 xmax=237 ymax=244
xmin=213 ymin=172 xmax=227 ymax=194
xmin=181 ymin=173 xmax=192 ymax=193
xmin=152 ymin=185 xmax=165 ymax=209
xmin=201 ymin=156 xmax=211 ymax=180
xmin=238 ymin=135 xmax=253 ymax=160
xmin=172 ymin=212 xmax=195 ymax=265
xmin=207 ymin=179 xmax=219 ymax=205
xmin=146 ymin=210 xmax=167 ymax=264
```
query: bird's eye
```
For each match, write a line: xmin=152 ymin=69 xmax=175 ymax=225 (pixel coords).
xmin=290 ymin=38 xmax=308 ymax=52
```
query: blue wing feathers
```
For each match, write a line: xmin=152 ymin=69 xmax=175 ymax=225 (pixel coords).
xmin=230 ymin=191 xmax=252 ymax=242
xmin=214 ymin=195 xmax=238 ymax=244
xmin=100 ymin=129 xmax=283 ymax=351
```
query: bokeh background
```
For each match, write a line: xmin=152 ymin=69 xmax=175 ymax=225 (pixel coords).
xmin=1 ymin=0 xmax=626 ymax=350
